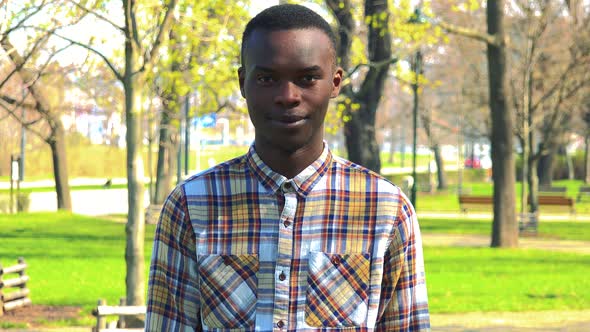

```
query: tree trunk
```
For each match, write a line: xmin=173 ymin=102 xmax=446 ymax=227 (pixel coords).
xmin=344 ymin=111 xmax=381 ymax=172
xmin=123 ymin=0 xmax=146 ymax=319
xmin=433 ymin=144 xmax=447 ymax=189
xmin=49 ymin=121 xmax=72 ymax=210
xmin=327 ymin=0 xmax=391 ymax=174
xmin=154 ymin=106 xmax=178 ymax=204
xmin=388 ymin=131 xmax=395 ymax=164
xmin=124 ymin=80 xmax=146 ymax=308
xmin=119 ymin=0 xmax=177 ymax=324
xmin=0 ymin=37 xmax=72 ymax=211
xmin=537 ymin=150 xmax=554 ymax=186
xmin=122 ymin=77 xmax=146 ymax=327
xmin=487 ymin=0 xmax=518 ymax=247
xmin=527 ymin=157 xmax=539 ymax=213
xmin=565 ymin=151 xmax=574 ymax=180
xmin=585 ymin=135 xmax=590 ymax=183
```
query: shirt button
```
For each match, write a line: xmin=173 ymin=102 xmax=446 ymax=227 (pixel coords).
xmin=223 ymin=256 xmax=231 ymax=265
xmin=331 ymin=256 xmax=341 ymax=266
xmin=279 ymin=272 xmax=286 ymax=281
xmin=277 ymin=320 xmax=285 ymax=328
xmin=283 ymin=220 xmax=292 ymax=228
xmin=281 ymin=181 xmax=293 ymax=192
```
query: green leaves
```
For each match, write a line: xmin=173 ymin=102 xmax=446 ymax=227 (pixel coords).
xmin=151 ymin=0 xmax=248 ymax=118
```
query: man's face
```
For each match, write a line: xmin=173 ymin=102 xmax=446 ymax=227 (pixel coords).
xmin=239 ymin=28 xmax=342 ymax=155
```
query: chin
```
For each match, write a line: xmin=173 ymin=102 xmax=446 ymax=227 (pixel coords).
xmin=262 ymin=135 xmax=308 ymax=154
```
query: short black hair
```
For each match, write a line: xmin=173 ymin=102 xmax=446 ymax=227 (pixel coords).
xmin=241 ymin=4 xmax=338 ymax=66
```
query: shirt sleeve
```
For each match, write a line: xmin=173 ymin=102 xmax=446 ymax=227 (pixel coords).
xmin=375 ymin=193 xmax=430 ymax=331
xmin=145 ymin=185 xmax=201 ymax=331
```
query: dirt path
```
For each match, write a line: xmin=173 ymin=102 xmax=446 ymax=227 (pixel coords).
xmin=432 ymin=310 xmax=590 ymax=331
xmin=423 ymin=233 xmax=590 ymax=255
xmin=3 ymin=311 xmax=589 ymax=332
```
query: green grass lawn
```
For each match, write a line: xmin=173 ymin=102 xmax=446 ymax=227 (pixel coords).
xmin=1 ymin=212 xmax=589 ymax=328
xmin=0 ymin=212 xmax=156 ymax=327
xmin=426 ymin=246 xmax=590 ymax=313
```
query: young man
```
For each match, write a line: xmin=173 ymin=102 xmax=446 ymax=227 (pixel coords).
xmin=146 ymin=4 xmax=430 ymax=331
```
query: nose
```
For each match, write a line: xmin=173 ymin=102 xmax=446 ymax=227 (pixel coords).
xmin=274 ymin=81 xmax=301 ymax=108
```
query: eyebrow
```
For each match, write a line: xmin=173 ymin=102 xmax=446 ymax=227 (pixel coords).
xmin=253 ymin=65 xmax=323 ymax=73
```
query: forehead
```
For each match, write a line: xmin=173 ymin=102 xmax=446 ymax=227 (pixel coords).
xmin=243 ymin=28 xmax=334 ymax=69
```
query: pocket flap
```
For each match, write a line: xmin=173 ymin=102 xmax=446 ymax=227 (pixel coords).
xmin=305 ymin=252 xmax=370 ymax=327
xmin=199 ymin=254 xmax=259 ymax=329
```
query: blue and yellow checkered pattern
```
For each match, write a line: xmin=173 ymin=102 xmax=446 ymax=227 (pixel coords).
xmin=146 ymin=144 xmax=430 ymax=331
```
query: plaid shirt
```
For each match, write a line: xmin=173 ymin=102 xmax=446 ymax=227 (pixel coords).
xmin=146 ymin=145 xmax=430 ymax=331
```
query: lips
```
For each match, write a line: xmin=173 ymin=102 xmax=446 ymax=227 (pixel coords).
xmin=269 ymin=114 xmax=308 ymax=128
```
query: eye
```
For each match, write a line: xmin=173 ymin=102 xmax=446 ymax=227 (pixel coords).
xmin=300 ymin=75 xmax=319 ymax=85
xmin=256 ymin=75 xmax=276 ymax=85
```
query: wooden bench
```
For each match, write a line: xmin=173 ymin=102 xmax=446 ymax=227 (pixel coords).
xmin=459 ymin=195 xmax=575 ymax=214
xmin=458 ymin=195 xmax=493 ymax=212
xmin=532 ymin=195 xmax=575 ymax=214
xmin=0 ymin=257 xmax=31 ymax=316
xmin=577 ymin=186 xmax=590 ymax=202
xmin=92 ymin=298 xmax=146 ymax=332
xmin=538 ymin=186 xmax=567 ymax=195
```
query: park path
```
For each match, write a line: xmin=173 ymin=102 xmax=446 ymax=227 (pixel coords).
xmin=3 ymin=311 xmax=589 ymax=332
xmin=432 ymin=310 xmax=590 ymax=331
xmin=423 ymin=233 xmax=590 ymax=255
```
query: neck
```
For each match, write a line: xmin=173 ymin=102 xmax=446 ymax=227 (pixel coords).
xmin=255 ymin=141 xmax=324 ymax=179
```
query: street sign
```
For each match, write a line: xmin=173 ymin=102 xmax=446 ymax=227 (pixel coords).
xmin=199 ymin=113 xmax=217 ymax=128
xmin=11 ymin=157 xmax=19 ymax=181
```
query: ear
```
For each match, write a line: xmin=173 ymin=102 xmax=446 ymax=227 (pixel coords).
xmin=330 ymin=67 xmax=344 ymax=98
xmin=238 ymin=67 xmax=246 ymax=98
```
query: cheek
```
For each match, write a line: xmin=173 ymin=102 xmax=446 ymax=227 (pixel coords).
xmin=245 ymin=84 xmax=269 ymax=103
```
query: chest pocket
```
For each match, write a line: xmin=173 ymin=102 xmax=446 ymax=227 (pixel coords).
xmin=198 ymin=254 xmax=259 ymax=329
xmin=305 ymin=252 xmax=370 ymax=328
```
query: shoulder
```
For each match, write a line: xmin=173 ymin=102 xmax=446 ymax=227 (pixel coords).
xmin=180 ymin=154 xmax=248 ymax=195
xmin=331 ymin=155 xmax=400 ymax=194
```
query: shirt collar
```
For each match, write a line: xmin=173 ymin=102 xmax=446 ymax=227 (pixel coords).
xmin=246 ymin=142 xmax=332 ymax=196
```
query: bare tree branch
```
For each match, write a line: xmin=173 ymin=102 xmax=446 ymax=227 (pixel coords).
xmin=1 ymin=0 xmax=50 ymax=36
xmin=65 ymin=0 xmax=124 ymax=33
xmin=22 ymin=26 xmax=123 ymax=81
xmin=436 ymin=20 xmax=500 ymax=46
xmin=15 ymin=41 xmax=76 ymax=97
xmin=142 ymin=0 xmax=178 ymax=74
xmin=0 ymin=28 xmax=55 ymax=89
xmin=531 ymin=61 xmax=579 ymax=113
xmin=0 ymin=98 xmax=47 ymax=141
xmin=0 ymin=94 xmax=36 ymax=110
xmin=343 ymin=57 xmax=399 ymax=82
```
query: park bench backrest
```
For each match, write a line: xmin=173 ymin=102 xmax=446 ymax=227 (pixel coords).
xmin=92 ymin=298 xmax=146 ymax=332
xmin=0 ymin=257 xmax=31 ymax=316
xmin=538 ymin=186 xmax=567 ymax=194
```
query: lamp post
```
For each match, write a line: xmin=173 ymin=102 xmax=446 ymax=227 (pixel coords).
xmin=408 ymin=8 xmax=426 ymax=208
xmin=410 ymin=50 xmax=422 ymax=207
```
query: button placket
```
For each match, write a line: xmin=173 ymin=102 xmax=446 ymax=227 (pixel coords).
xmin=273 ymin=188 xmax=296 ymax=330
